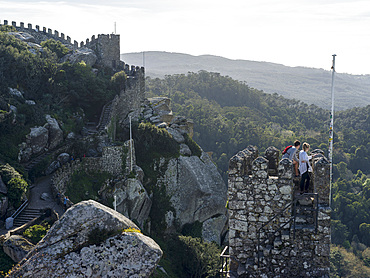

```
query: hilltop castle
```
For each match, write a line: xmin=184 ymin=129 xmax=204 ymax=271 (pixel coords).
xmin=226 ymin=146 xmax=331 ymax=277
xmin=0 ymin=19 xmax=133 ymax=72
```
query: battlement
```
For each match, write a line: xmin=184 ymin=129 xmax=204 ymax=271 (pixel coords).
xmin=0 ymin=19 xmax=73 ymax=45
xmin=228 ymin=145 xmax=331 ymax=277
xmin=1 ymin=19 xmax=146 ymax=74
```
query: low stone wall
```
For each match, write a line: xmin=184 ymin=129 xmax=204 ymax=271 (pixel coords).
xmin=228 ymin=146 xmax=331 ymax=277
xmin=51 ymin=146 xmax=126 ymax=195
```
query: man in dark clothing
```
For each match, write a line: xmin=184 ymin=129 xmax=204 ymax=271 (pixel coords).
xmin=282 ymin=140 xmax=300 ymax=177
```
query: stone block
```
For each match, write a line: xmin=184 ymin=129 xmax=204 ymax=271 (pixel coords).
xmin=230 ymin=219 xmax=248 ymax=232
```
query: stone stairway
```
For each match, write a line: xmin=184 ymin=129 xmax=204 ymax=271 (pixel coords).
xmin=24 ymin=152 xmax=49 ymax=172
xmin=97 ymin=101 xmax=113 ymax=132
xmin=85 ymin=122 xmax=98 ymax=136
xmin=13 ymin=207 xmax=42 ymax=228
xmin=293 ymin=194 xmax=317 ymax=232
xmin=257 ymin=193 xmax=318 ymax=268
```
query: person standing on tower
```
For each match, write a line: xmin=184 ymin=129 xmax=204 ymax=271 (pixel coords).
xmin=282 ymin=140 xmax=301 ymax=177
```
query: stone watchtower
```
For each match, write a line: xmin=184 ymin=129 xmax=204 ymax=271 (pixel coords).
xmin=85 ymin=34 xmax=121 ymax=70
xmin=227 ymin=146 xmax=331 ymax=277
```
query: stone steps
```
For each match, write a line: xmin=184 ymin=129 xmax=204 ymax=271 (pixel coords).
xmin=97 ymin=102 xmax=113 ymax=132
xmin=24 ymin=152 xmax=49 ymax=172
xmin=13 ymin=208 xmax=42 ymax=227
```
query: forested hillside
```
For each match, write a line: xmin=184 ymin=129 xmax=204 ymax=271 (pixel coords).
xmin=122 ymin=51 xmax=370 ymax=110
xmin=146 ymin=71 xmax=370 ymax=273
xmin=146 ymin=71 xmax=369 ymax=179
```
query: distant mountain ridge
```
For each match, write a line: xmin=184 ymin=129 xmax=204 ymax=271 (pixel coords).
xmin=121 ymin=51 xmax=370 ymax=110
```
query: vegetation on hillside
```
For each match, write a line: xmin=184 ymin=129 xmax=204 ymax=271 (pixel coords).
xmin=146 ymin=71 xmax=370 ymax=275
xmin=146 ymin=72 xmax=369 ymax=180
xmin=0 ymin=28 xmax=123 ymax=167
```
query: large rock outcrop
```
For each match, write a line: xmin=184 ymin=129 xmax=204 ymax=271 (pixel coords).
xmin=158 ymin=151 xmax=227 ymax=243
xmin=8 ymin=200 xmax=162 ymax=278
xmin=18 ymin=115 xmax=63 ymax=162
xmin=45 ymin=114 xmax=63 ymax=149
xmin=3 ymin=235 xmax=35 ymax=263
xmin=114 ymin=178 xmax=152 ymax=228
xmin=62 ymin=47 xmax=97 ymax=66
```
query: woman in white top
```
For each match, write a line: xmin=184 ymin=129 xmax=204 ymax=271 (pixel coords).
xmin=299 ymin=142 xmax=313 ymax=194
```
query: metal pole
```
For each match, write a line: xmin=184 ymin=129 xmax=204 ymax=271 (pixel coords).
xmin=329 ymin=54 xmax=336 ymax=207
xmin=129 ymin=116 xmax=133 ymax=172
xmin=114 ymin=22 xmax=116 ymax=34
xmin=143 ymin=51 xmax=145 ymax=68
xmin=114 ymin=195 xmax=117 ymax=211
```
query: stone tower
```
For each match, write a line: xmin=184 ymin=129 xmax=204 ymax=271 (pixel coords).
xmin=227 ymin=146 xmax=331 ymax=277
xmin=85 ymin=34 xmax=121 ymax=70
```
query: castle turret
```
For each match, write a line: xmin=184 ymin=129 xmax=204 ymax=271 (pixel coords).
xmin=227 ymin=146 xmax=331 ymax=277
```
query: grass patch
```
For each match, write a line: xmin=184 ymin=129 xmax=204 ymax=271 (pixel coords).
xmin=23 ymin=223 xmax=50 ymax=244
xmin=184 ymin=133 xmax=202 ymax=158
xmin=66 ymin=169 xmax=112 ymax=204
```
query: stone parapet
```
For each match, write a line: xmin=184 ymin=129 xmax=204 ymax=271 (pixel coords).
xmin=228 ymin=145 xmax=330 ymax=277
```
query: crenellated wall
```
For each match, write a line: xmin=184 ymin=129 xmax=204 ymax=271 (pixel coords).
xmin=228 ymin=146 xmax=331 ymax=277
xmin=0 ymin=20 xmax=144 ymax=73
xmin=0 ymin=19 xmax=73 ymax=45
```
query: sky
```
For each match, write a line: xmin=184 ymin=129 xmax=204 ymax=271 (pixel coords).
xmin=1 ymin=0 xmax=370 ymax=75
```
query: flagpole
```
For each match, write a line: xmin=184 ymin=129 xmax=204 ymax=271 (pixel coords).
xmin=329 ymin=54 xmax=336 ymax=207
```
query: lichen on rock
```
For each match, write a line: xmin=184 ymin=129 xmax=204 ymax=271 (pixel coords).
xmin=7 ymin=200 xmax=162 ymax=278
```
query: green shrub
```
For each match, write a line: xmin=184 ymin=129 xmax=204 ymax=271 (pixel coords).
xmin=23 ymin=224 xmax=50 ymax=244
xmin=0 ymin=164 xmax=28 ymax=208
xmin=149 ymin=184 xmax=175 ymax=237
xmin=66 ymin=169 xmax=112 ymax=204
xmin=184 ymin=133 xmax=202 ymax=157
xmin=181 ymin=221 xmax=203 ymax=238
xmin=7 ymin=177 xmax=28 ymax=207
xmin=40 ymin=39 xmax=69 ymax=59
xmin=0 ymin=163 xmax=23 ymax=184
xmin=178 ymin=235 xmax=221 ymax=278
xmin=134 ymin=122 xmax=179 ymax=166
xmin=0 ymin=25 xmax=16 ymax=32
xmin=111 ymin=70 xmax=127 ymax=93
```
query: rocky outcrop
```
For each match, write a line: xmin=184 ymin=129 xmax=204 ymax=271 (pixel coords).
xmin=8 ymin=32 xmax=35 ymax=43
xmin=202 ymin=214 xmax=228 ymax=245
xmin=114 ymin=178 xmax=152 ymax=228
xmin=18 ymin=115 xmax=64 ymax=162
xmin=28 ymin=126 xmax=49 ymax=154
xmin=158 ymin=151 xmax=227 ymax=242
xmin=8 ymin=200 xmax=162 ymax=278
xmin=45 ymin=114 xmax=63 ymax=149
xmin=62 ymin=47 xmax=97 ymax=66
xmin=148 ymin=97 xmax=174 ymax=124
xmin=3 ymin=235 xmax=35 ymax=262
xmin=45 ymin=153 xmax=70 ymax=175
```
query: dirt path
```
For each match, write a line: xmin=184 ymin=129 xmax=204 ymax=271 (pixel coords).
xmin=28 ymin=175 xmax=65 ymax=216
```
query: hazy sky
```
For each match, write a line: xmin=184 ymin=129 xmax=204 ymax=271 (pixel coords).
xmin=1 ymin=0 xmax=370 ymax=75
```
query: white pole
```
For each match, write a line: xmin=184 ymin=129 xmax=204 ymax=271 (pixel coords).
xmin=129 ymin=116 xmax=133 ymax=172
xmin=114 ymin=195 xmax=117 ymax=211
xmin=329 ymin=54 xmax=336 ymax=207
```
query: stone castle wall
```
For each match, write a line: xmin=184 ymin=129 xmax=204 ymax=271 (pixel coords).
xmin=0 ymin=20 xmax=145 ymax=73
xmin=51 ymin=146 xmax=126 ymax=195
xmin=228 ymin=146 xmax=331 ymax=277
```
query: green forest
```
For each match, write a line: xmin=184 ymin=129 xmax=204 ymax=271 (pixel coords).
xmin=145 ymin=71 xmax=370 ymax=274
xmin=1 ymin=25 xmax=370 ymax=276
